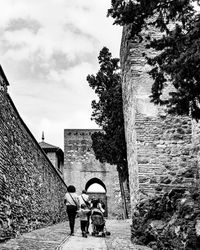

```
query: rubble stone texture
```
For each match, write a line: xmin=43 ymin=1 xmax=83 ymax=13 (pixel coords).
xmin=120 ymin=24 xmax=199 ymax=211
xmin=0 ymin=67 xmax=67 ymax=242
xmin=131 ymin=187 xmax=200 ymax=249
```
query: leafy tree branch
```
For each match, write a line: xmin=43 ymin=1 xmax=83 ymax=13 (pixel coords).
xmin=108 ymin=0 xmax=200 ymax=120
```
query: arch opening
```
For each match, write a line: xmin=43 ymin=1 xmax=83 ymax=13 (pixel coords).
xmin=85 ymin=178 xmax=106 ymax=193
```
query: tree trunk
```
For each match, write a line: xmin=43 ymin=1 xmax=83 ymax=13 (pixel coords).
xmin=118 ymin=172 xmax=129 ymax=219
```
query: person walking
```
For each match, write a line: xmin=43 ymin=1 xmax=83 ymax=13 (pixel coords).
xmin=64 ymin=185 xmax=79 ymax=236
xmin=78 ymin=204 xmax=91 ymax=238
xmin=78 ymin=190 xmax=91 ymax=234
xmin=91 ymin=198 xmax=105 ymax=214
xmin=98 ymin=199 xmax=105 ymax=214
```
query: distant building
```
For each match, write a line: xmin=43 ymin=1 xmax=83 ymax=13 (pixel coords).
xmin=39 ymin=138 xmax=64 ymax=176
xmin=63 ymin=129 xmax=124 ymax=218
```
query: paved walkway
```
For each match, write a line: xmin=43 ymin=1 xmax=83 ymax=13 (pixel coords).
xmin=60 ymin=219 xmax=151 ymax=250
xmin=0 ymin=221 xmax=76 ymax=250
xmin=0 ymin=219 xmax=152 ymax=250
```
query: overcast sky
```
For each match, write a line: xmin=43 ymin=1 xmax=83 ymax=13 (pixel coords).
xmin=0 ymin=0 xmax=122 ymax=149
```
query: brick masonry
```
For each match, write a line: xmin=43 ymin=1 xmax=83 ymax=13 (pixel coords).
xmin=0 ymin=66 xmax=67 ymax=241
xmin=63 ymin=129 xmax=124 ymax=218
xmin=120 ymin=25 xmax=199 ymax=212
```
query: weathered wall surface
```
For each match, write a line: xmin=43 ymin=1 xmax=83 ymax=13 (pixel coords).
xmin=136 ymin=114 xmax=196 ymax=198
xmin=64 ymin=129 xmax=123 ymax=218
xmin=120 ymin=26 xmax=139 ymax=210
xmin=47 ymin=152 xmax=58 ymax=169
xmin=191 ymin=120 xmax=200 ymax=180
xmin=0 ymin=68 xmax=67 ymax=241
xmin=121 ymin=25 xmax=198 ymax=208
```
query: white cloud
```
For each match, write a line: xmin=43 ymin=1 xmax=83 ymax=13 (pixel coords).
xmin=0 ymin=0 xmax=122 ymax=149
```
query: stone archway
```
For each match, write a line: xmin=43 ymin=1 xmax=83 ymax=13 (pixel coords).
xmin=64 ymin=129 xmax=123 ymax=218
xmin=85 ymin=178 xmax=108 ymax=217
xmin=85 ymin=177 xmax=106 ymax=192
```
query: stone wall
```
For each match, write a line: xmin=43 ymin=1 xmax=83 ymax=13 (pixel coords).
xmin=136 ymin=113 xmax=196 ymax=198
xmin=191 ymin=120 xmax=200 ymax=181
xmin=64 ymin=129 xmax=123 ymax=218
xmin=47 ymin=152 xmax=58 ymax=169
xmin=120 ymin=25 xmax=198 ymax=210
xmin=121 ymin=26 xmax=139 ymax=211
xmin=0 ymin=66 xmax=67 ymax=241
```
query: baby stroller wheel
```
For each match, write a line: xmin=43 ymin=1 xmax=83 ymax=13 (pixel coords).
xmin=106 ymin=231 xmax=111 ymax=236
xmin=102 ymin=232 xmax=106 ymax=237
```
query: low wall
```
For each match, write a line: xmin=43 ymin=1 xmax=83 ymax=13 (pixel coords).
xmin=0 ymin=66 xmax=67 ymax=241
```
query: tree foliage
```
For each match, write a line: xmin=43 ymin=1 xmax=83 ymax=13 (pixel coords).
xmin=108 ymin=0 xmax=200 ymax=120
xmin=86 ymin=47 xmax=128 ymax=181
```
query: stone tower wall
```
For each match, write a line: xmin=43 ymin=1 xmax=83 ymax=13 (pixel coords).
xmin=64 ymin=129 xmax=123 ymax=218
xmin=191 ymin=120 xmax=200 ymax=179
xmin=120 ymin=25 xmax=198 ymax=209
xmin=47 ymin=152 xmax=58 ymax=169
xmin=0 ymin=67 xmax=67 ymax=241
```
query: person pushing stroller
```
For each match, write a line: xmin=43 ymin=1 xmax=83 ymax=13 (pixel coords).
xmin=90 ymin=199 xmax=106 ymax=237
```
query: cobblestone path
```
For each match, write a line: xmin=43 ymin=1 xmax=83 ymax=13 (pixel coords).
xmin=105 ymin=219 xmax=151 ymax=250
xmin=0 ymin=221 xmax=78 ymax=250
xmin=0 ymin=219 xmax=152 ymax=250
xmin=60 ymin=219 xmax=151 ymax=250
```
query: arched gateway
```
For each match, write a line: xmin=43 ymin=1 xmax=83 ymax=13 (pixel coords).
xmin=85 ymin=177 xmax=108 ymax=217
xmin=63 ymin=129 xmax=123 ymax=218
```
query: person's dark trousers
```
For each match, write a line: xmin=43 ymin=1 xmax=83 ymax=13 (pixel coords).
xmin=80 ymin=220 xmax=87 ymax=235
xmin=66 ymin=205 xmax=77 ymax=234
xmin=86 ymin=213 xmax=90 ymax=233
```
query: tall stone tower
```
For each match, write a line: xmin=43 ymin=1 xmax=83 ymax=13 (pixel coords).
xmin=121 ymin=25 xmax=198 ymax=211
xmin=63 ymin=129 xmax=124 ymax=218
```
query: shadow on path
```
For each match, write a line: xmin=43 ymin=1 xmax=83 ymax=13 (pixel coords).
xmin=0 ymin=221 xmax=74 ymax=250
xmin=0 ymin=219 xmax=152 ymax=250
xmin=59 ymin=219 xmax=152 ymax=250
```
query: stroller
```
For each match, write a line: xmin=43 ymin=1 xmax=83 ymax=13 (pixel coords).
xmin=91 ymin=208 xmax=110 ymax=237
